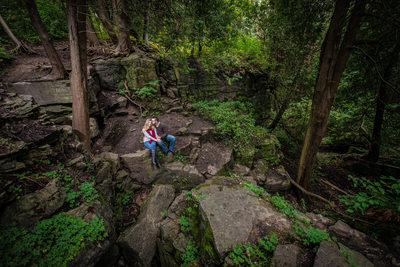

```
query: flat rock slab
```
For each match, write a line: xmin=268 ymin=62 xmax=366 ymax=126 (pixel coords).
xmin=192 ymin=183 xmax=291 ymax=258
xmin=9 ymin=80 xmax=96 ymax=105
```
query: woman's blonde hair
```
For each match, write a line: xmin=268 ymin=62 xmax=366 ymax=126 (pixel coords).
xmin=142 ymin=119 xmax=153 ymax=131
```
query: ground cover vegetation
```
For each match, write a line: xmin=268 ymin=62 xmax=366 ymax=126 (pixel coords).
xmin=0 ymin=0 xmax=399 ymax=265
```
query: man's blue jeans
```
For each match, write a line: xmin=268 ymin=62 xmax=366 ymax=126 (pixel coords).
xmin=157 ymin=135 xmax=176 ymax=154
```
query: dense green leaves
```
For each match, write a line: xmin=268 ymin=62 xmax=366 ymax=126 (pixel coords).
xmin=0 ymin=213 xmax=107 ymax=267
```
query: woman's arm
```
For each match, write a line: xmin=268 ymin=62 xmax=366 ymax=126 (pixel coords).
xmin=142 ymin=129 xmax=159 ymax=141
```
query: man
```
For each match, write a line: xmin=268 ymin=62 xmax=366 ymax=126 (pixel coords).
xmin=151 ymin=117 xmax=176 ymax=155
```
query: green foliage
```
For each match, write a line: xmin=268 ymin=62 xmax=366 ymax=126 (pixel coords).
xmin=340 ymin=245 xmax=358 ymax=267
xmin=338 ymin=175 xmax=400 ymax=214
xmin=179 ymin=215 xmax=191 ymax=232
xmin=0 ymin=0 xmax=68 ymax=42
xmin=175 ymin=154 xmax=187 ymax=163
xmin=243 ymin=183 xmax=265 ymax=197
xmin=0 ymin=213 xmax=107 ymax=267
xmin=270 ymin=194 xmax=300 ymax=220
xmin=193 ymin=100 xmax=267 ymax=162
xmin=228 ymin=234 xmax=278 ymax=266
xmin=181 ymin=237 xmax=200 ymax=267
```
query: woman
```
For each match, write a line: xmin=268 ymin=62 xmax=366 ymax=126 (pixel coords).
xmin=142 ymin=119 xmax=161 ymax=168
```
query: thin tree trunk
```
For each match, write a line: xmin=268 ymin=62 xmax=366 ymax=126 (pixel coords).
xmin=67 ymin=0 xmax=91 ymax=150
xmin=86 ymin=15 xmax=100 ymax=47
xmin=112 ymin=0 xmax=131 ymax=55
xmin=268 ymin=100 xmax=289 ymax=130
xmin=25 ymin=0 xmax=65 ymax=78
xmin=367 ymin=44 xmax=399 ymax=161
xmin=90 ymin=0 xmax=118 ymax=44
xmin=0 ymin=13 xmax=34 ymax=53
xmin=297 ymin=0 xmax=366 ymax=189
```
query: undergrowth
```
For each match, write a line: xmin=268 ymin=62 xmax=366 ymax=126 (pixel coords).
xmin=0 ymin=213 xmax=107 ymax=267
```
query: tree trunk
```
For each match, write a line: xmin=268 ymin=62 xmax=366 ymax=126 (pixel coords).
xmin=90 ymin=0 xmax=118 ymax=44
xmin=268 ymin=100 xmax=289 ymax=131
xmin=112 ymin=0 xmax=131 ymax=55
xmin=367 ymin=44 xmax=399 ymax=161
xmin=297 ymin=0 xmax=366 ymax=189
xmin=0 ymin=13 xmax=34 ymax=53
xmin=86 ymin=15 xmax=100 ymax=47
xmin=67 ymin=0 xmax=91 ymax=150
xmin=25 ymin=0 xmax=65 ymax=78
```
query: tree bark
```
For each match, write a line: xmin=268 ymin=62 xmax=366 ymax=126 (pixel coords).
xmin=367 ymin=43 xmax=399 ymax=161
xmin=67 ymin=0 xmax=91 ymax=150
xmin=0 ymin=13 xmax=34 ymax=53
xmin=90 ymin=0 xmax=118 ymax=44
xmin=297 ymin=0 xmax=366 ymax=189
xmin=25 ymin=0 xmax=66 ymax=78
xmin=112 ymin=0 xmax=131 ymax=55
xmin=86 ymin=15 xmax=100 ymax=47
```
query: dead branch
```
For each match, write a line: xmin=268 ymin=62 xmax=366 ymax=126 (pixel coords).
xmin=359 ymin=115 xmax=371 ymax=142
xmin=320 ymin=179 xmax=351 ymax=196
xmin=287 ymin=175 xmax=336 ymax=207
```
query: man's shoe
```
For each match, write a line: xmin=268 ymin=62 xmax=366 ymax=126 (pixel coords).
xmin=163 ymin=151 xmax=168 ymax=155
xmin=170 ymin=150 xmax=176 ymax=155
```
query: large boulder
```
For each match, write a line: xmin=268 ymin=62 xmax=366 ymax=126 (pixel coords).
xmin=121 ymin=54 xmax=159 ymax=89
xmin=329 ymin=220 xmax=399 ymax=266
xmin=120 ymin=150 xmax=161 ymax=184
xmin=0 ymin=179 xmax=66 ymax=228
xmin=313 ymin=241 xmax=373 ymax=267
xmin=67 ymin=200 xmax=117 ymax=267
xmin=92 ymin=58 xmax=125 ymax=90
xmin=0 ymin=93 xmax=38 ymax=120
xmin=190 ymin=183 xmax=291 ymax=261
xmin=118 ymin=184 xmax=175 ymax=267
xmin=195 ymin=142 xmax=232 ymax=178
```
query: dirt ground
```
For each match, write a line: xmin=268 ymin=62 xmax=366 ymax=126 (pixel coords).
xmin=0 ymin=40 xmax=112 ymax=82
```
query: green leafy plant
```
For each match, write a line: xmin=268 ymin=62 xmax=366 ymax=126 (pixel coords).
xmin=338 ymin=175 xmax=400 ymax=214
xmin=228 ymin=234 xmax=278 ymax=266
xmin=179 ymin=215 xmax=191 ymax=232
xmin=0 ymin=213 xmax=107 ymax=267
xmin=181 ymin=237 xmax=200 ymax=267
xmin=243 ymin=182 xmax=265 ymax=197
xmin=175 ymin=154 xmax=187 ymax=163
xmin=340 ymin=245 xmax=358 ymax=267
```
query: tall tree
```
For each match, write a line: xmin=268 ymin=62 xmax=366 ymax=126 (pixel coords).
xmin=67 ymin=0 xmax=90 ymax=150
xmin=367 ymin=43 xmax=399 ymax=161
xmin=89 ymin=0 xmax=118 ymax=44
xmin=112 ymin=0 xmax=131 ymax=54
xmin=297 ymin=0 xmax=366 ymax=188
xmin=25 ymin=0 xmax=65 ymax=78
xmin=0 ymin=13 xmax=34 ymax=53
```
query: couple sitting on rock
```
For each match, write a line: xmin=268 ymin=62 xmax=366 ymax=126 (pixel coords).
xmin=142 ymin=117 xmax=176 ymax=168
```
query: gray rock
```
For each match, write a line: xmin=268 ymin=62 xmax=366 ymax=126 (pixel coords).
xmin=329 ymin=220 xmax=392 ymax=265
xmin=0 ymin=93 xmax=38 ymax=119
xmin=9 ymin=80 xmax=97 ymax=106
xmin=118 ymin=185 xmax=175 ymax=266
xmin=99 ymin=152 xmax=120 ymax=173
xmin=93 ymin=58 xmax=124 ymax=90
xmin=121 ymin=150 xmax=161 ymax=184
xmin=67 ymin=200 xmax=115 ymax=267
xmin=232 ymin=164 xmax=250 ymax=176
xmin=313 ymin=241 xmax=373 ymax=267
xmin=272 ymin=244 xmax=301 ymax=267
xmin=121 ymin=54 xmax=159 ymax=89
xmin=264 ymin=165 xmax=291 ymax=191
xmin=95 ymin=161 xmax=113 ymax=184
xmin=0 ymin=179 xmax=66 ymax=228
xmin=191 ymin=183 xmax=291 ymax=260
xmin=195 ymin=142 xmax=232 ymax=177
xmin=305 ymin=212 xmax=334 ymax=231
